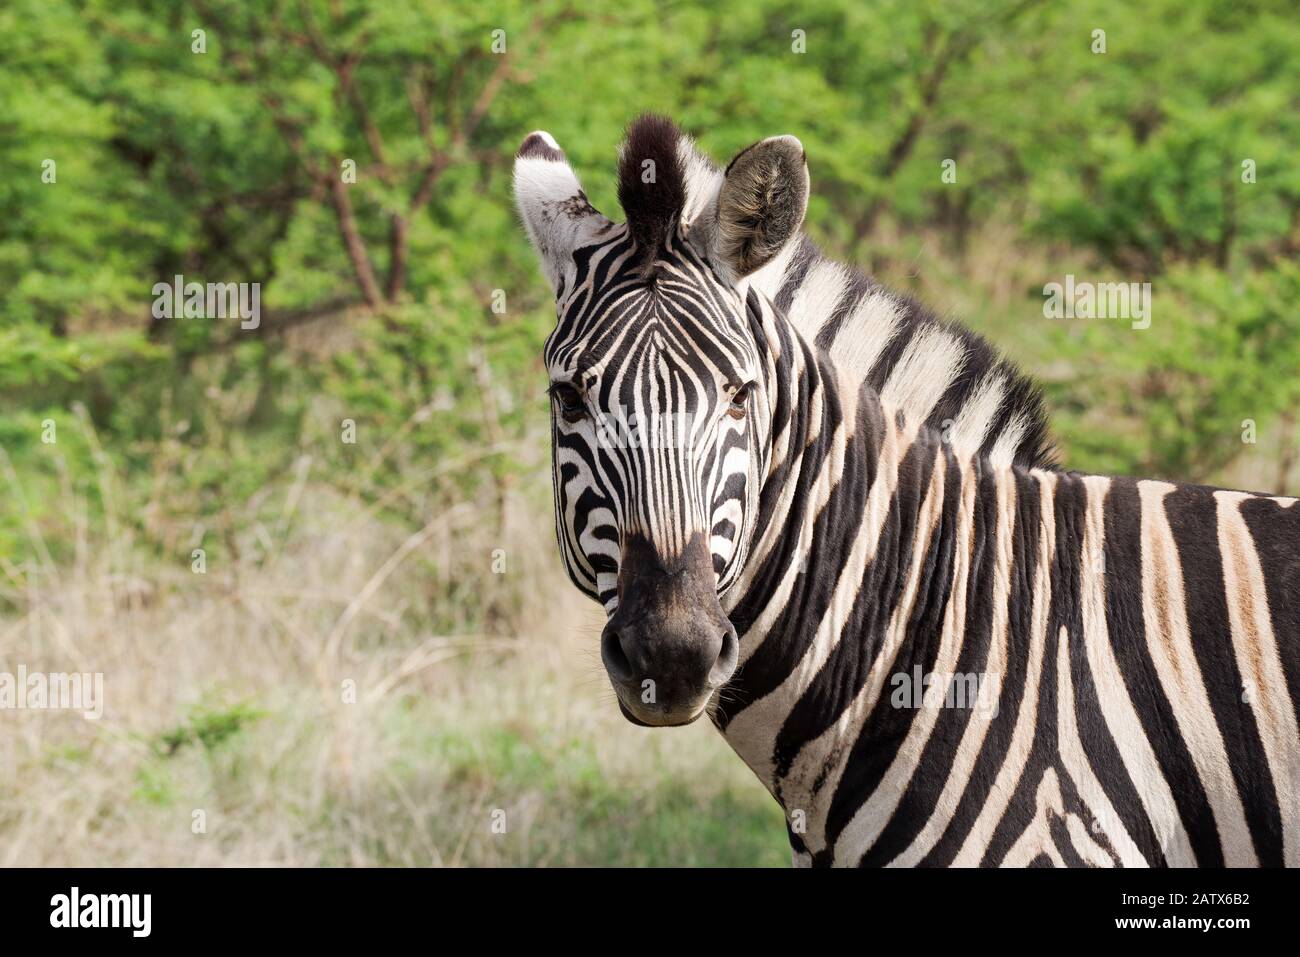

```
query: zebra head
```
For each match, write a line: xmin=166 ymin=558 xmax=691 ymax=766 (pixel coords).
xmin=514 ymin=115 xmax=809 ymax=726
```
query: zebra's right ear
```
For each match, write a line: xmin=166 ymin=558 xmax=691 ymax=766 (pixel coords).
xmin=513 ymin=131 xmax=613 ymax=293
xmin=711 ymin=135 xmax=809 ymax=280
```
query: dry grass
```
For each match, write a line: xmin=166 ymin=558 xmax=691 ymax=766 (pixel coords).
xmin=0 ymin=429 xmax=786 ymax=867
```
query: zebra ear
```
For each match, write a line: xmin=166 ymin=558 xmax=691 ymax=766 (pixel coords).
xmin=712 ymin=135 xmax=809 ymax=279
xmin=513 ymin=131 xmax=613 ymax=292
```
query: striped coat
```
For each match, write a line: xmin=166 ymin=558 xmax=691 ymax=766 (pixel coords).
xmin=721 ymin=288 xmax=1300 ymax=867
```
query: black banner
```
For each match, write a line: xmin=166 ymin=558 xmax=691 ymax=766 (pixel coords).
xmin=0 ymin=866 xmax=1290 ymax=942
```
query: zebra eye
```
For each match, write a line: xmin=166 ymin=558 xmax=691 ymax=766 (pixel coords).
xmin=727 ymin=383 xmax=753 ymax=420
xmin=549 ymin=383 xmax=586 ymax=421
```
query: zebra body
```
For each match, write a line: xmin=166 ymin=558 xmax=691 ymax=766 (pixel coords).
xmin=513 ymin=115 xmax=1300 ymax=867
xmin=722 ymin=287 xmax=1300 ymax=867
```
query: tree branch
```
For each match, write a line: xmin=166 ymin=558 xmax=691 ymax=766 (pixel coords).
xmin=383 ymin=16 xmax=543 ymax=300
xmin=853 ymin=0 xmax=1045 ymax=243
xmin=329 ymin=173 xmax=384 ymax=307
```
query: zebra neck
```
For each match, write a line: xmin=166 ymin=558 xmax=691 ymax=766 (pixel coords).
xmin=717 ymin=296 xmax=943 ymax=754
xmin=744 ymin=233 xmax=1056 ymax=470
xmin=716 ymin=295 xmax=1031 ymax=840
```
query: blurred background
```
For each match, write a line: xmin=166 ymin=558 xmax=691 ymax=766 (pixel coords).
xmin=1 ymin=0 xmax=1297 ymax=865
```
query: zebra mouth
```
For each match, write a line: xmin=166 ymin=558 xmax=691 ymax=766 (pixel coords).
xmin=617 ymin=698 xmax=706 ymax=728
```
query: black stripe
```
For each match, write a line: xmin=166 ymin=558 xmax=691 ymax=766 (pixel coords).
xmin=812 ymin=270 xmax=875 ymax=353
xmin=1164 ymin=484 xmax=1283 ymax=865
xmin=1101 ymin=479 xmax=1223 ymax=866
xmin=772 ymin=236 xmax=818 ymax=314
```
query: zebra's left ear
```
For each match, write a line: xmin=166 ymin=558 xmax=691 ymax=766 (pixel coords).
xmin=514 ymin=131 xmax=614 ymax=292
xmin=706 ymin=136 xmax=809 ymax=280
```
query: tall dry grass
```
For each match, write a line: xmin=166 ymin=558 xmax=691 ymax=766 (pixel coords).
xmin=0 ymin=412 xmax=786 ymax=867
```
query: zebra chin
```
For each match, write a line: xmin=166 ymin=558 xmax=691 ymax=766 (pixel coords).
xmin=600 ymin=532 xmax=740 ymax=728
xmin=615 ymin=695 xmax=711 ymax=728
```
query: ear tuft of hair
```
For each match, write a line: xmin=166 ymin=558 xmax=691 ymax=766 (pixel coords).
xmin=617 ymin=113 xmax=688 ymax=262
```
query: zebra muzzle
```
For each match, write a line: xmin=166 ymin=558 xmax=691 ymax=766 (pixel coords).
xmin=600 ymin=533 xmax=739 ymax=726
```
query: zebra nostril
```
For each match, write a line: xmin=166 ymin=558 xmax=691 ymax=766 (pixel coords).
xmin=709 ymin=625 xmax=739 ymax=688
xmin=601 ymin=627 xmax=635 ymax=684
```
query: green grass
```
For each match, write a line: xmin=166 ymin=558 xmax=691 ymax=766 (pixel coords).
xmin=402 ymin=723 xmax=789 ymax=867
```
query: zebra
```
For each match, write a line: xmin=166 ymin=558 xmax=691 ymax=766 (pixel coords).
xmin=513 ymin=115 xmax=1300 ymax=866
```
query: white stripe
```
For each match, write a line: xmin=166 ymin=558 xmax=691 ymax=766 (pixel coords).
xmin=785 ymin=260 xmax=851 ymax=341
xmin=948 ymin=372 xmax=1007 ymax=459
xmin=831 ymin=290 xmax=903 ymax=382
xmin=880 ymin=326 xmax=967 ymax=427
xmin=743 ymin=238 xmax=800 ymax=303
xmin=1215 ymin=491 xmax=1300 ymax=865
xmin=1136 ymin=480 xmax=1257 ymax=866
xmin=987 ymin=410 xmax=1030 ymax=468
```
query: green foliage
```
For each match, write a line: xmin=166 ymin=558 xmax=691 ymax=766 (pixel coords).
xmin=135 ymin=699 xmax=266 ymax=806
xmin=155 ymin=700 xmax=266 ymax=756
xmin=1049 ymin=261 xmax=1300 ymax=483
xmin=2 ymin=0 xmax=1297 ymax=514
